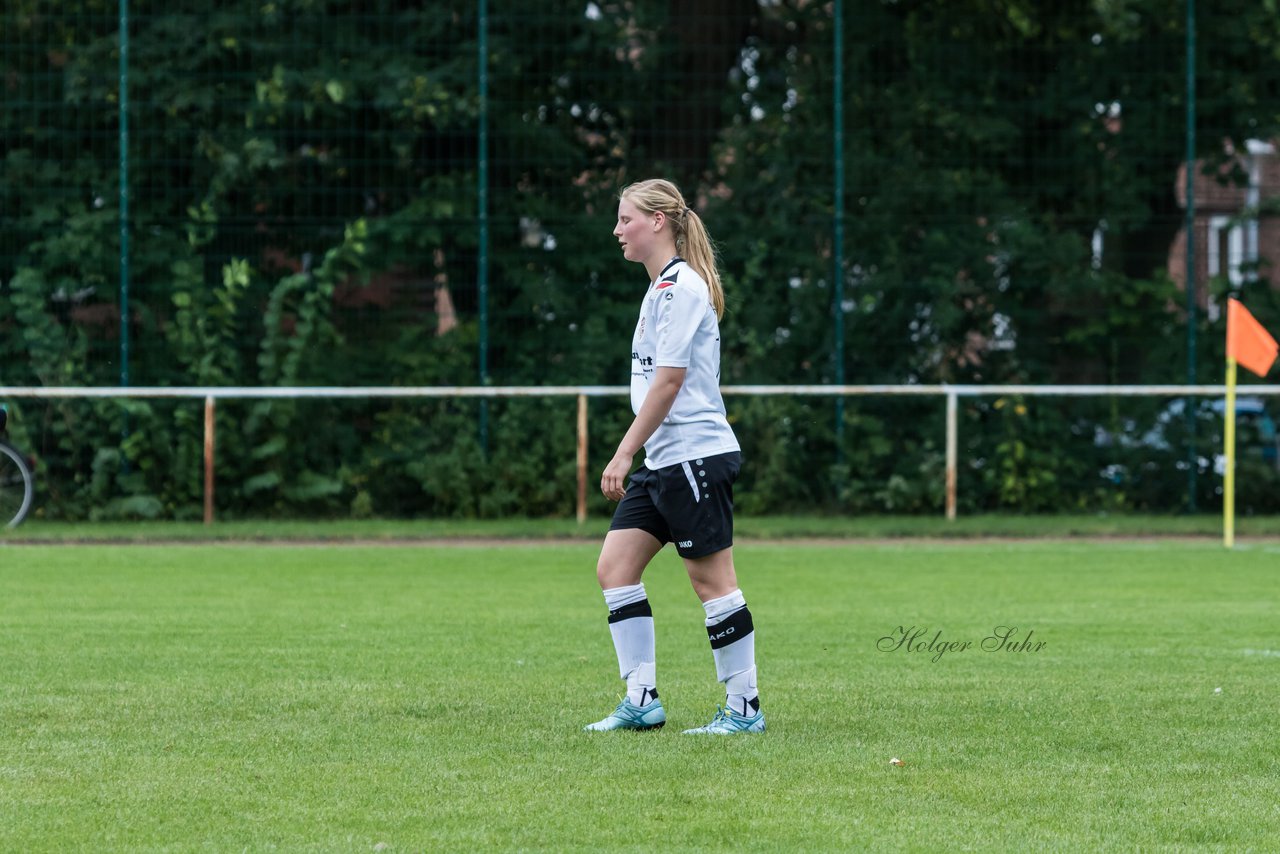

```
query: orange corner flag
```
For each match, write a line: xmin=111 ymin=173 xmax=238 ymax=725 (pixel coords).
xmin=1227 ymin=298 xmax=1279 ymax=378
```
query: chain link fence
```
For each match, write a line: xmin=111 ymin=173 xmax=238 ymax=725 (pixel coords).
xmin=2 ymin=1 xmax=1279 ymax=520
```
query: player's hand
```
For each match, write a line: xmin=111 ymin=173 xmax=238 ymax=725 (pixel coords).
xmin=601 ymin=454 xmax=631 ymax=502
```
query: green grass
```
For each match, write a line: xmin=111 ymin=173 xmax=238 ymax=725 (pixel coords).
xmin=6 ymin=512 xmax=1280 ymax=542
xmin=2 ymin=541 xmax=1278 ymax=850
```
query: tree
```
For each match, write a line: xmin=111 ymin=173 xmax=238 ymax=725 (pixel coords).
xmin=3 ymin=0 xmax=1279 ymax=518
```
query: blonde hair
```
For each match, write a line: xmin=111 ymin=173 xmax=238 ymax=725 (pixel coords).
xmin=619 ymin=179 xmax=725 ymax=317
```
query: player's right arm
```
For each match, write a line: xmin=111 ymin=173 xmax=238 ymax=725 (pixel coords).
xmin=601 ymin=366 xmax=686 ymax=500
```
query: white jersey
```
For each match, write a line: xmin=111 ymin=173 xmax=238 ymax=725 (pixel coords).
xmin=630 ymin=257 xmax=740 ymax=469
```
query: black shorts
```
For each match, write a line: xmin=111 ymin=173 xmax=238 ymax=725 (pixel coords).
xmin=609 ymin=451 xmax=741 ymax=559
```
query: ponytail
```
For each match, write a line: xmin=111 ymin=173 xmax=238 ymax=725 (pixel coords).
xmin=619 ymin=179 xmax=726 ymax=318
xmin=680 ymin=210 xmax=725 ymax=318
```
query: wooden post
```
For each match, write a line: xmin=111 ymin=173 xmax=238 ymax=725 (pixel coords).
xmin=576 ymin=393 xmax=588 ymax=524
xmin=203 ymin=395 xmax=215 ymax=525
xmin=945 ymin=391 xmax=957 ymax=520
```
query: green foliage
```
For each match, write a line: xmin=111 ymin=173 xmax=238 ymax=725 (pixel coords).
xmin=2 ymin=1 xmax=1279 ymax=519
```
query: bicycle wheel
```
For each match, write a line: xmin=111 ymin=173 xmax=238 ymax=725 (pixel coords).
xmin=0 ymin=440 xmax=34 ymax=528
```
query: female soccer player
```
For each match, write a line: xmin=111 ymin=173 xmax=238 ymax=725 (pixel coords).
xmin=584 ymin=179 xmax=764 ymax=735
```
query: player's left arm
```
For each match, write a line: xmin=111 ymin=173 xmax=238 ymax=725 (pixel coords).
xmin=601 ymin=366 xmax=686 ymax=500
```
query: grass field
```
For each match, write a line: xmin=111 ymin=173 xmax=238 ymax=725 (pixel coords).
xmin=2 ymin=539 xmax=1278 ymax=850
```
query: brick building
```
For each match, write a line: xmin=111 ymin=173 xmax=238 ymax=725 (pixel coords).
xmin=1168 ymin=139 xmax=1280 ymax=318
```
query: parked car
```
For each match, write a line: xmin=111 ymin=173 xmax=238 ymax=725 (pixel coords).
xmin=1095 ymin=396 xmax=1280 ymax=483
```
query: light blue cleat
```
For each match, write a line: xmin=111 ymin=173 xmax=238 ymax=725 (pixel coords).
xmin=583 ymin=696 xmax=667 ymax=732
xmin=682 ymin=705 xmax=766 ymax=735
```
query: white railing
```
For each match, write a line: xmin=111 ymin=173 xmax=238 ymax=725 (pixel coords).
xmin=3 ymin=384 xmax=1278 ymax=523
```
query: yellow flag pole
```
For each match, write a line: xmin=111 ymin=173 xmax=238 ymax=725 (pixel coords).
xmin=1224 ymin=357 xmax=1237 ymax=549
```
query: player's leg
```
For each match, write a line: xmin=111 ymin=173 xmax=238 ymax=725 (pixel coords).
xmin=681 ymin=544 xmax=739 ymax=601
xmin=585 ymin=474 xmax=669 ymax=732
xmin=597 ymin=527 xmax=664 ymax=711
xmin=661 ymin=452 xmax=764 ymax=735
xmin=595 ymin=526 xmax=663 ymax=590
xmin=681 ymin=547 xmax=764 ymax=734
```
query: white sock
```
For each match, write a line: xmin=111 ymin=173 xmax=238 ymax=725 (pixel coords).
xmin=604 ymin=584 xmax=658 ymax=706
xmin=703 ymin=589 xmax=759 ymax=716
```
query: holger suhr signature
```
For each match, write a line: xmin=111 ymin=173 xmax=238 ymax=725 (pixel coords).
xmin=877 ymin=625 xmax=1047 ymax=663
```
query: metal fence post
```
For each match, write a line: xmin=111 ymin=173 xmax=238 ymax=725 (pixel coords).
xmin=118 ymin=0 xmax=130 ymax=388
xmin=477 ymin=0 xmax=491 ymax=454
xmin=832 ymin=0 xmax=846 ymax=460
xmin=118 ymin=0 xmax=132 ymax=464
xmin=1184 ymin=0 xmax=1198 ymax=512
xmin=576 ymin=394 xmax=588 ymax=524
xmin=945 ymin=390 xmax=958 ymax=520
